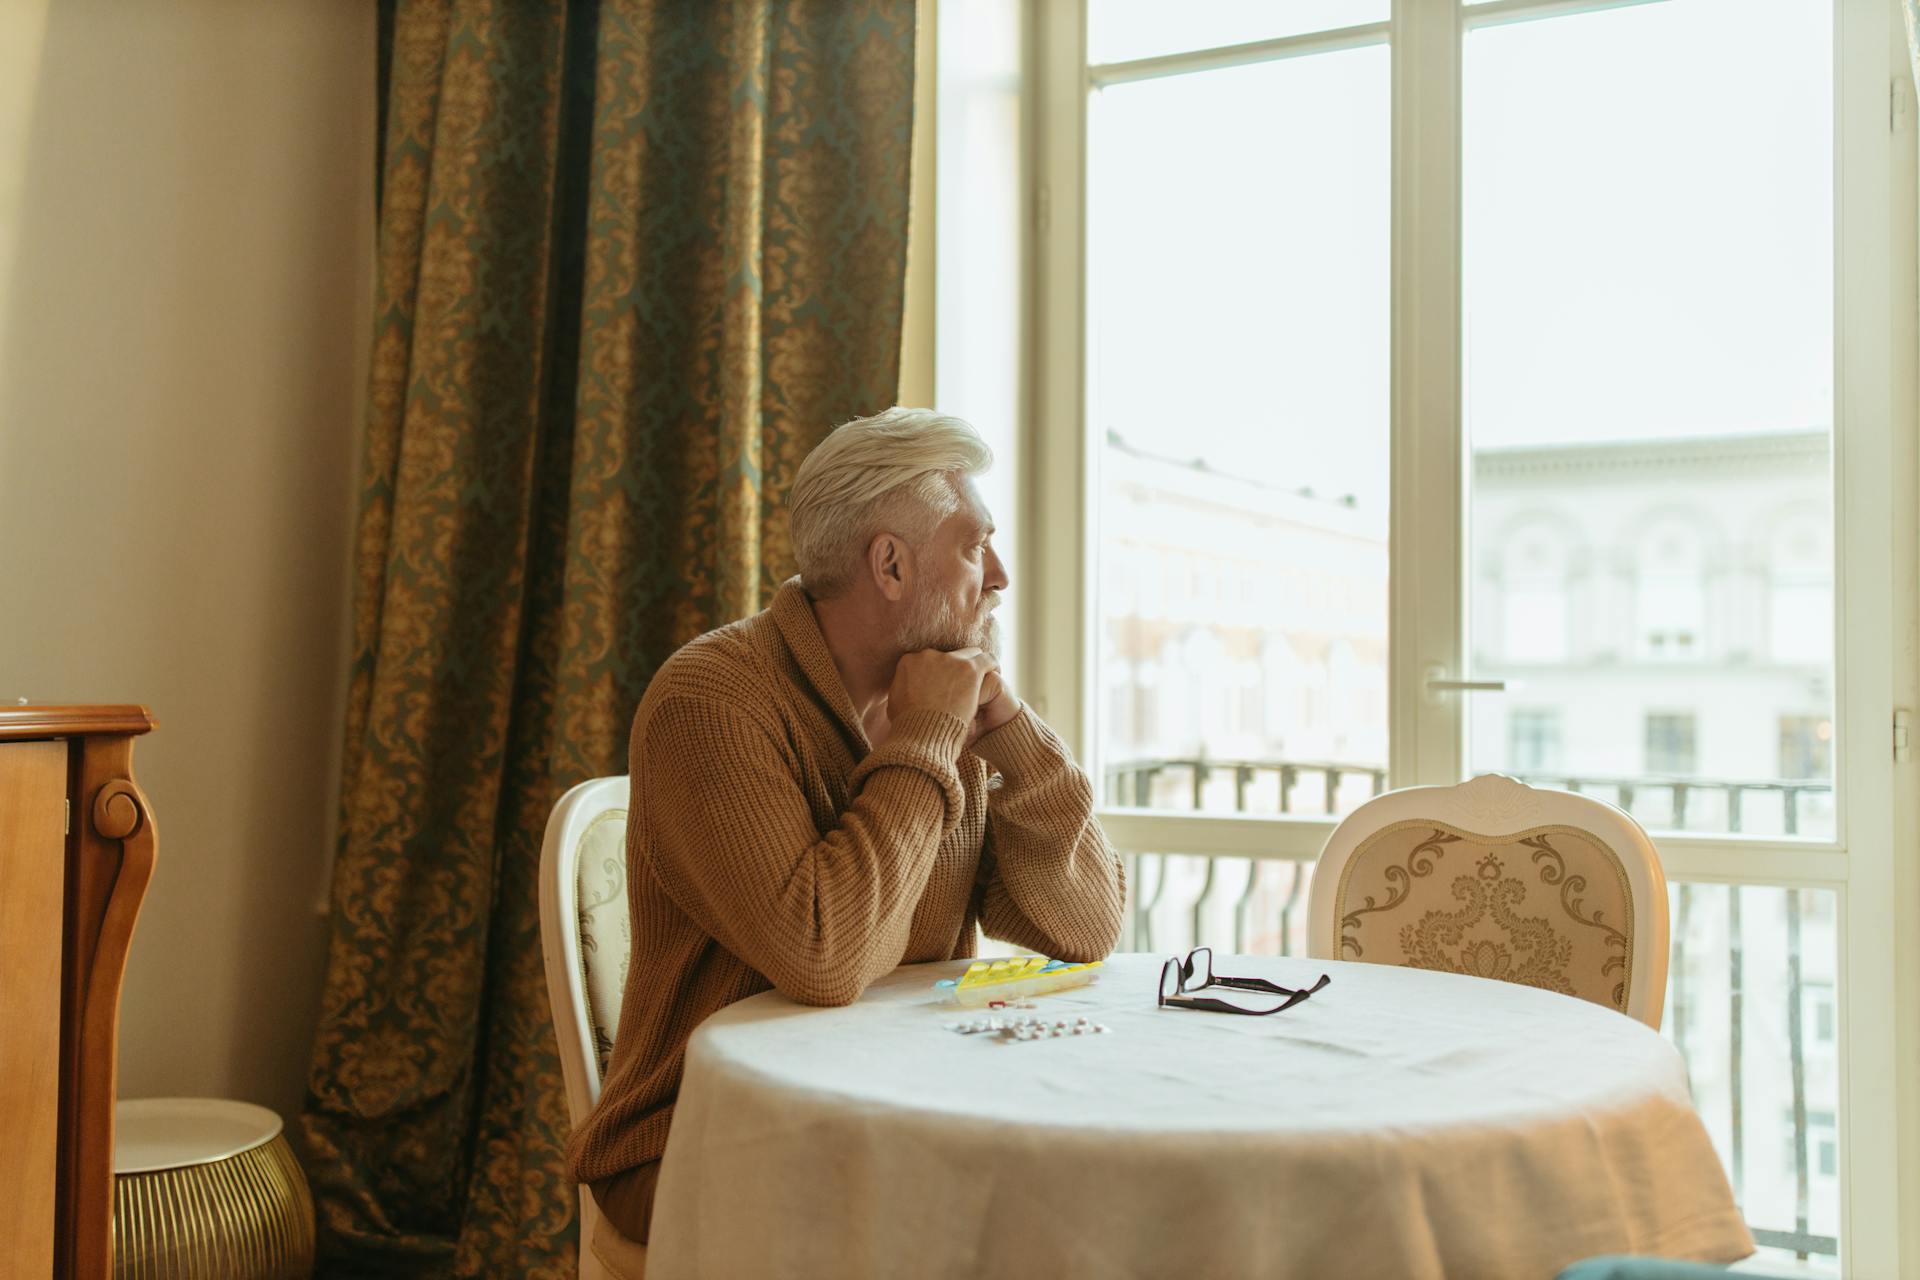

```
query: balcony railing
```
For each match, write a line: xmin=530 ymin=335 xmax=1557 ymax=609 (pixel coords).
xmin=1105 ymin=756 xmax=1389 ymax=814
xmin=1507 ymin=772 xmax=1834 ymax=838
xmin=1105 ymin=757 xmax=1834 ymax=836
xmin=1109 ymin=756 xmax=1840 ymax=1267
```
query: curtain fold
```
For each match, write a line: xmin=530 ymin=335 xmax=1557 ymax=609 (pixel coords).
xmin=298 ymin=2 xmax=915 ymax=1274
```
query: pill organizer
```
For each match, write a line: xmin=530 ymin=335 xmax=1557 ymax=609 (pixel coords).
xmin=934 ymin=956 xmax=1102 ymax=1006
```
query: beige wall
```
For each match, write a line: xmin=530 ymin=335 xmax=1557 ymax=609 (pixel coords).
xmin=0 ymin=1 xmax=374 ymax=1120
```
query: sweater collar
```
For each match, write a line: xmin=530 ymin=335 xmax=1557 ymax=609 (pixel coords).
xmin=769 ymin=577 xmax=870 ymax=748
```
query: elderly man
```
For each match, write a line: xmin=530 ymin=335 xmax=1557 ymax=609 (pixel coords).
xmin=565 ymin=407 xmax=1126 ymax=1262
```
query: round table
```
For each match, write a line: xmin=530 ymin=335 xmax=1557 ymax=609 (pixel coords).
xmin=647 ymin=954 xmax=1752 ymax=1280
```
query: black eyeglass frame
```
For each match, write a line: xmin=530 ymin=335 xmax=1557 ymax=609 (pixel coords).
xmin=1157 ymin=947 xmax=1331 ymax=1016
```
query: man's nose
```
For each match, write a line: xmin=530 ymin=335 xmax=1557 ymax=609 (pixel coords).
xmin=984 ymin=544 xmax=1010 ymax=593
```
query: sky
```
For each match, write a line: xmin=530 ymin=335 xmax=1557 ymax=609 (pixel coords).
xmin=1087 ymin=0 xmax=1834 ymax=514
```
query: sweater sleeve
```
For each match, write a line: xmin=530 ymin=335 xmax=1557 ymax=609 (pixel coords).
xmin=967 ymin=706 xmax=1127 ymax=963
xmin=640 ymin=694 xmax=970 ymax=1007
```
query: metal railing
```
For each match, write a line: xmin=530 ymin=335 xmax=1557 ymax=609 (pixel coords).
xmin=1105 ymin=757 xmax=1387 ymax=814
xmin=1113 ymin=757 xmax=1840 ymax=1266
xmin=1106 ymin=757 xmax=1833 ymax=836
xmin=1672 ymin=883 xmax=1836 ymax=1265
xmin=1509 ymin=772 xmax=1834 ymax=838
xmin=1128 ymin=852 xmax=1315 ymax=957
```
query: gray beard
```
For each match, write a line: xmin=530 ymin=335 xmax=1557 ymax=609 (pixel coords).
xmin=899 ymin=590 xmax=1001 ymax=657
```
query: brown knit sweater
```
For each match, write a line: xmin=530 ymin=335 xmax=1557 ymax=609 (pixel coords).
xmin=564 ymin=578 xmax=1127 ymax=1229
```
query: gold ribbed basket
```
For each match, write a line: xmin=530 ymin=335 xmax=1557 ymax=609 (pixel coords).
xmin=113 ymin=1101 xmax=315 ymax=1280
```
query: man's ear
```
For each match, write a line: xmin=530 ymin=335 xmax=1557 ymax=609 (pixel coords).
xmin=868 ymin=532 xmax=913 ymax=603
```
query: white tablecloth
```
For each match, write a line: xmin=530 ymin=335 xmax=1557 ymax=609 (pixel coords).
xmin=647 ymin=953 xmax=1752 ymax=1279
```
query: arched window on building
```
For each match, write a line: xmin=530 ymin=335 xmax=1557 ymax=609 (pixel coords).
xmin=1350 ymin=644 xmax=1389 ymax=768
xmin=1102 ymin=548 xmax=1135 ymax=620
xmin=1769 ymin=511 xmax=1831 ymax=665
xmin=1137 ymin=548 xmax=1166 ymax=619
xmin=1229 ymin=658 xmax=1263 ymax=749
xmin=1637 ymin=518 xmax=1706 ymax=661
xmin=1105 ymin=658 xmax=1135 ymax=754
xmin=1501 ymin=522 xmax=1571 ymax=663
xmin=1133 ymin=656 xmax=1162 ymax=754
xmin=1178 ymin=628 xmax=1223 ymax=754
xmin=1327 ymin=638 xmax=1362 ymax=761
xmin=1261 ymin=633 xmax=1303 ymax=758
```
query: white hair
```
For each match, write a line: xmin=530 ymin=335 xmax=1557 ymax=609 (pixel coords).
xmin=788 ymin=406 xmax=993 ymax=597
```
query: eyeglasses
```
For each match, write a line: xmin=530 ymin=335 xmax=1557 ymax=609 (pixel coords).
xmin=1157 ymin=947 xmax=1331 ymax=1016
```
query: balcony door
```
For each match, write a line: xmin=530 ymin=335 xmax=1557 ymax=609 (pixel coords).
xmin=1027 ymin=0 xmax=1915 ymax=1271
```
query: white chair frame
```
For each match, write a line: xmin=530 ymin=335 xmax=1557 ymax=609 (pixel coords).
xmin=1305 ymin=773 xmax=1671 ymax=1029
xmin=539 ymin=774 xmax=633 ymax=1280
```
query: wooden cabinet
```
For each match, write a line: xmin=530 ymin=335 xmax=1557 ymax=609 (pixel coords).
xmin=0 ymin=706 xmax=157 ymax=1280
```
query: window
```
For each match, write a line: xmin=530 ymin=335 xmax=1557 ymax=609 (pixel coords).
xmin=1780 ymin=715 xmax=1834 ymax=782
xmin=1105 ymin=660 xmax=1135 ymax=749
xmin=1507 ymin=709 xmax=1563 ymax=775
xmin=1636 ymin=521 xmax=1707 ymax=662
xmin=1089 ymin=42 xmax=1390 ymax=817
xmin=1026 ymin=0 xmax=1911 ymax=1265
xmin=1807 ymin=983 xmax=1836 ymax=1046
xmin=1496 ymin=525 xmax=1571 ymax=664
xmin=1133 ymin=659 xmax=1162 ymax=757
xmin=1783 ymin=1109 xmax=1839 ymax=1181
xmin=1645 ymin=713 xmax=1697 ymax=777
xmin=1460 ymin=1 xmax=1838 ymax=841
xmin=1770 ymin=511 xmax=1833 ymax=665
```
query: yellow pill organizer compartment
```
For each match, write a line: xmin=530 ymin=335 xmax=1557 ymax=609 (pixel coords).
xmin=935 ymin=956 xmax=1103 ymax=1006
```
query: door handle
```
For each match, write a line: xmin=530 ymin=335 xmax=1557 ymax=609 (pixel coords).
xmin=1423 ymin=664 xmax=1512 ymax=705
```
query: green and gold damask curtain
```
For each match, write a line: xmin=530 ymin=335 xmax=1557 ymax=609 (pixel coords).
xmin=298 ymin=2 xmax=915 ymax=1275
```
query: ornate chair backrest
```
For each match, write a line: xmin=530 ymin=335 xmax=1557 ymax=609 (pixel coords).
xmin=538 ymin=776 xmax=634 ymax=1280
xmin=539 ymin=775 xmax=633 ymax=1121
xmin=1306 ymin=774 xmax=1669 ymax=1028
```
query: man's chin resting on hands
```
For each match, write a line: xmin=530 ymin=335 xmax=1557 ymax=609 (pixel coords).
xmin=563 ymin=407 xmax=1127 ymax=1258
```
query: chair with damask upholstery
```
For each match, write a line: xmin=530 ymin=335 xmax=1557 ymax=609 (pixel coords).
xmin=1306 ymin=774 xmax=1670 ymax=1028
xmin=538 ymin=775 xmax=648 ymax=1280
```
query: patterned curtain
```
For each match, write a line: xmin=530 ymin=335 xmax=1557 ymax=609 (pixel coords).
xmin=296 ymin=2 xmax=915 ymax=1276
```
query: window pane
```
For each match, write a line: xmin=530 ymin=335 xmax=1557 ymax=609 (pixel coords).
xmin=1090 ymin=48 xmax=1390 ymax=818
xmin=1668 ymin=883 xmax=1840 ymax=1272
xmin=1508 ymin=709 xmax=1563 ymax=773
xmin=1088 ymin=0 xmax=1387 ymax=66
xmin=1462 ymin=0 xmax=1835 ymax=840
xmin=1644 ymin=713 xmax=1698 ymax=777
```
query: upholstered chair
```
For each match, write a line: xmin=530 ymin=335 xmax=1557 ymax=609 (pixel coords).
xmin=1306 ymin=774 xmax=1669 ymax=1028
xmin=538 ymin=776 xmax=647 ymax=1280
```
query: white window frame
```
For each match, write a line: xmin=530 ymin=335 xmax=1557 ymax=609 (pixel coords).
xmin=1024 ymin=0 xmax=1918 ymax=1271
